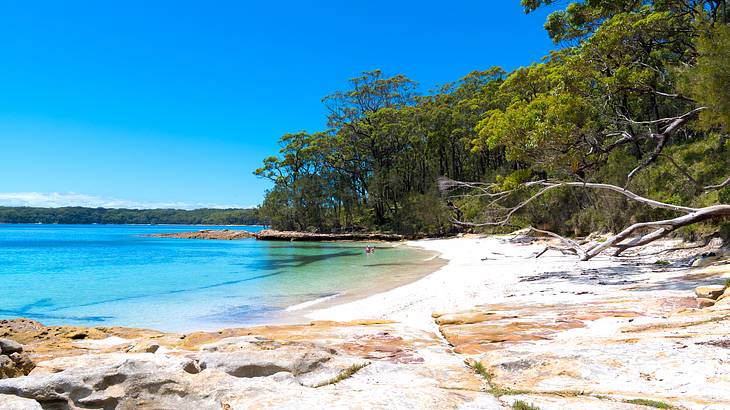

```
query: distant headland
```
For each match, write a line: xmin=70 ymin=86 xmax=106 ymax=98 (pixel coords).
xmin=0 ymin=206 xmax=262 ymax=225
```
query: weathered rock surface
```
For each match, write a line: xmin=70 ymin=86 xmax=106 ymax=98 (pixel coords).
xmin=0 ymin=393 xmax=42 ymax=410
xmin=146 ymin=229 xmax=257 ymax=240
xmin=0 ymin=338 xmax=34 ymax=379
xmin=697 ymin=297 xmax=716 ymax=308
xmin=0 ymin=339 xmax=23 ymax=355
xmin=0 ymin=319 xmax=502 ymax=409
xmin=145 ymin=229 xmax=405 ymax=242
xmin=694 ymin=284 xmax=726 ymax=299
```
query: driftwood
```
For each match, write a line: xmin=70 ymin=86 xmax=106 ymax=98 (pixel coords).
xmin=439 ymin=177 xmax=730 ymax=261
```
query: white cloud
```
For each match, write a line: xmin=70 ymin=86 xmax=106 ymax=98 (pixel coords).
xmin=0 ymin=192 xmax=249 ymax=210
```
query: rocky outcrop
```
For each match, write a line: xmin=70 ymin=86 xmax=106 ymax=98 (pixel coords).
xmin=0 ymin=319 xmax=501 ymax=409
xmin=694 ymin=284 xmax=726 ymax=299
xmin=0 ymin=338 xmax=34 ymax=379
xmin=0 ymin=394 xmax=41 ymax=410
xmin=693 ymin=282 xmax=730 ymax=308
xmin=146 ymin=229 xmax=404 ymax=241
xmin=146 ymin=229 xmax=257 ymax=240
xmin=254 ymin=230 xmax=404 ymax=242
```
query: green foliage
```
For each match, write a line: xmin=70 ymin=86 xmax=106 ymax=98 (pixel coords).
xmin=255 ymin=1 xmax=730 ymax=238
xmin=496 ymin=170 xmax=534 ymax=191
xmin=512 ymin=401 xmax=541 ymax=410
xmin=624 ymin=398 xmax=674 ymax=409
xmin=684 ymin=24 xmax=730 ymax=131
xmin=0 ymin=207 xmax=261 ymax=225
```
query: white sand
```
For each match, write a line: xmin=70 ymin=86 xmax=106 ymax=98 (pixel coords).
xmin=308 ymin=236 xmax=688 ymax=331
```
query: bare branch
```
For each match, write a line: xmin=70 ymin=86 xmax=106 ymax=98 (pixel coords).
xmin=583 ymin=205 xmax=730 ymax=260
xmin=444 ymin=177 xmax=728 ymax=261
xmin=705 ymin=176 xmax=730 ymax=191
xmin=525 ymin=226 xmax=587 ymax=259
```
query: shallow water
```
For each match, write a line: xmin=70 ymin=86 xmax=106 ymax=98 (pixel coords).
xmin=0 ymin=224 xmax=436 ymax=331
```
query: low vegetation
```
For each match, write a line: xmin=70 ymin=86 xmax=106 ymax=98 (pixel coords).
xmin=312 ymin=362 xmax=369 ymax=388
xmin=512 ymin=400 xmax=540 ymax=410
xmin=624 ymin=398 xmax=674 ymax=409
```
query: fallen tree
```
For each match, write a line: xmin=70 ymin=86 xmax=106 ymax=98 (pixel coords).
xmin=438 ymin=178 xmax=730 ymax=261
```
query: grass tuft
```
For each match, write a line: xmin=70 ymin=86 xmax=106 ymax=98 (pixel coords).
xmin=313 ymin=362 xmax=369 ymax=388
xmin=512 ymin=400 xmax=541 ymax=410
xmin=465 ymin=359 xmax=530 ymax=397
xmin=624 ymin=398 xmax=673 ymax=409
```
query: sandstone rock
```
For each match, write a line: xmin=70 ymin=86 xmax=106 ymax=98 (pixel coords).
xmin=128 ymin=340 xmax=160 ymax=353
xmin=198 ymin=343 xmax=334 ymax=378
xmin=8 ymin=353 xmax=34 ymax=375
xmin=697 ymin=297 xmax=716 ymax=308
xmin=0 ymin=350 xmax=34 ymax=379
xmin=717 ymin=286 xmax=730 ymax=302
xmin=434 ymin=311 xmax=500 ymax=325
xmin=0 ymin=338 xmax=23 ymax=354
xmin=0 ymin=394 xmax=42 ymax=410
xmin=710 ymin=296 xmax=730 ymax=310
xmin=694 ymin=285 xmax=726 ymax=299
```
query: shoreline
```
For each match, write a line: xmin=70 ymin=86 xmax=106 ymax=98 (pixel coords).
xmin=2 ymin=235 xmax=730 ymax=409
xmin=271 ymin=243 xmax=447 ymax=326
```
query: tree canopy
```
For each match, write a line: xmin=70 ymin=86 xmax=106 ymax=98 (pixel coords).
xmin=255 ymin=1 xmax=730 ymax=238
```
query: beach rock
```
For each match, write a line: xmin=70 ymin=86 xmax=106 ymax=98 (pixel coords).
xmin=0 ymin=339 xmax=23 ymax=355
xmin=129 ymin=340 xmax=160 ymax=353
xmin=434 ymin=311 xmax=501 ymax=325
xmin=0 ymin=353 xmax=34 ymax=379
xmin=710 ymin=296 xmax=730 ymax=310
xmin=146 ymin=229 xmax=257 ymax=240
xmin=691 ymin=251 xmax=726 ymax=267
xmin=0 ymin=339 xmax=34 ymax=378
xmin=694 ymin=285 xmax=726 ymax=299
xmin=697 ymin=297 xmax=716 ymax=308
xmin=0 ymin=394 xmax=42 ymax=410
xmin=717 ymin=286 xmax=730 ymax=302
xmin=198 ymin=342 xmax=334 ymax=378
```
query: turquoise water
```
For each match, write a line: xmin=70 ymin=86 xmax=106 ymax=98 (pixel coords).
xmin=0 ymin=224 xmax=434 ymax=332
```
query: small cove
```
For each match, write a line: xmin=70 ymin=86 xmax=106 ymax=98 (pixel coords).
xmin=0 ymin=224 xmax=441 ymax=332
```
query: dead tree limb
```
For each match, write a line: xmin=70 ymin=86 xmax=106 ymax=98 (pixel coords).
xmin=525 ymin=226 xmax=587 ymax=259
xmin=440 ymin=177 xmax=729 ymax=261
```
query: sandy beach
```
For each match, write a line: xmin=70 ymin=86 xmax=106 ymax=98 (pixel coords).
xmin=308 ymin=235 xmax=686 ymax=330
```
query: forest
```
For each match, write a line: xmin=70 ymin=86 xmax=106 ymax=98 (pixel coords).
xmin=255 ymin=0 xmax=730 ymax=240
xmin=0 ymin=207 xmax=261 ymax=225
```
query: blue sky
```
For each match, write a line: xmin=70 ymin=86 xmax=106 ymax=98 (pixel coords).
xmin=0 ymin=1 xmax=557 ymax=209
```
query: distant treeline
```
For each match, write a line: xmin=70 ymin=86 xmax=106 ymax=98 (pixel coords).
xmin=0 ymin=207 xmax=262 ymax=225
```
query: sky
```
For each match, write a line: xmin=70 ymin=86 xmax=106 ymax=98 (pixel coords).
xmin=0 ymin=1 xmax=558 ymax=209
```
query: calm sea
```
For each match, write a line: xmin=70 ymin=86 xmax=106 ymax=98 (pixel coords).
xmin=0 ymin=224 xmax=436 ymax=332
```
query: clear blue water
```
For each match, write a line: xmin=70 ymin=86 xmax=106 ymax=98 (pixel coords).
xmin=0 ymin=224 xmax=434 ymax=332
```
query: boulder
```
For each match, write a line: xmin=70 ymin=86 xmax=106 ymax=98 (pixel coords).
xmin=128 ymin=340 xmax=160 ymax=353
xmin=0 ymin=339 xmax=23 ymax=355
xmin=697 ymin=298 xmax=716 ymax=308
xmin=0 ymin=351 xmax=34 ymax=379
xmin=0 ymin=394 xmax=42 ymax=410
xmin=691 ymin=251 xmax=724 ymax=267
xmin=694 ymin=285 xmax=726 ymax=300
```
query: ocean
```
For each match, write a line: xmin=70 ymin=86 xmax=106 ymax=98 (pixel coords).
xmin=0 ymin=224 xmax=437 ymax=332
